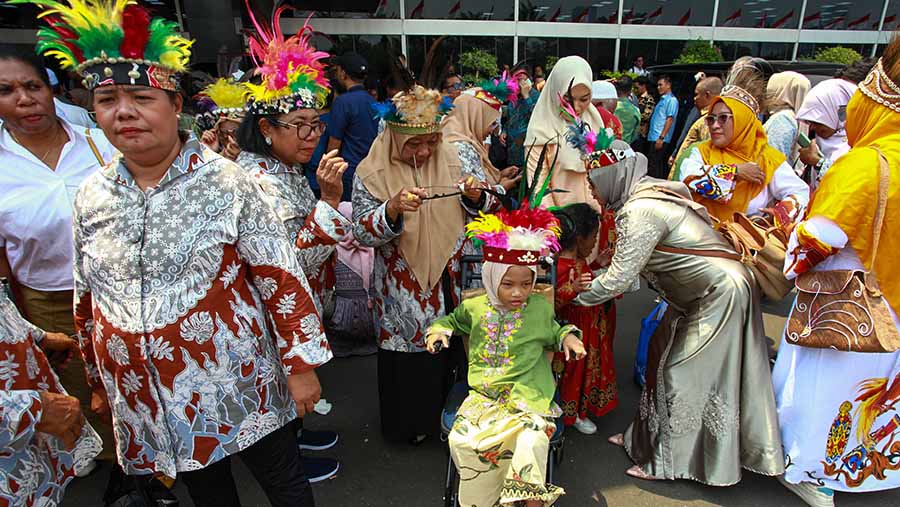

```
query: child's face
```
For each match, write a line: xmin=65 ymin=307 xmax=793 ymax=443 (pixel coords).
xmin=498 ymin=265 xmax=535 ymax=309
xmin=576 ymin=227 xmax=599 ymax=259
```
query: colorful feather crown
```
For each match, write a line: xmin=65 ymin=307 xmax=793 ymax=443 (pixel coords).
xmin=243 ymin=2 xmax=330 ymax=115
xmin=15 ymin=0 xmax=193 ymax=91
xmin=558 ymin=90 xmax=615 ymax=158
xmin=373 ymin=85 xmax=454 ymax=134
xmin=472 ymin=72 xmax=520 ymax=110
xmin=466 ymin=207 xmax=561 ymax=266
xmin=198 ymin=78 xmax=249 ymax=118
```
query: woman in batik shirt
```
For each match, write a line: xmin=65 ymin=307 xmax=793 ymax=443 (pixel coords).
xmin=353 ymin=85 xmax=500 ymax=444
xmin=25 ymin=2 xmax=328 ymax=505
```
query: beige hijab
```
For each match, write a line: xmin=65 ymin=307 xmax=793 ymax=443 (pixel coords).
xmin=355 ymin=128 xmax=466 ymax=291
xmin=526 ymin=56 xmax=605 ymax=172
xmin=482 ymin=261 xmax=537 ymax=312
xmin=766 ymin=71 xmax=810 ymax=115
xmin=441 ymin=93 xmax=502 ymax=184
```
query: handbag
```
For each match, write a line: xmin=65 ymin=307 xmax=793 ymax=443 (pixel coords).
xmin=717 ymin=213 xmax=792 ymax=301
xmin=633 ymin=300 xmax=667 ymax=387
xmin=786 ymin=149 xmax=900 ymax=353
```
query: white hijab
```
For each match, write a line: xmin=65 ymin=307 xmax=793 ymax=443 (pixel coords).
xmin=797 ymin=78 xmax=856 ymax=162
xmin=525 ymin=56 xmax=605 ymax=172
xmin=482 ymin=261 xmax=537 ymax=312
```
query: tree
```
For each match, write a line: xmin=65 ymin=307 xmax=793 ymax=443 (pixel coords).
xmin=674 ymin=39 xmax=723 ymax=64
xmin=545 ymin=56 xmax=559 ymax=73
xmin=812 ymin=46 xmax=863 ymax=66
xmin=459 ymin=48 xmax=498 ymax=84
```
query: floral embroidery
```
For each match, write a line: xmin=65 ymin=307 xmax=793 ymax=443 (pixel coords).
xmin=479 ymin=305 xmax=524 ymax=378
xmin=179 ymin=312 xmax=214 ymax=344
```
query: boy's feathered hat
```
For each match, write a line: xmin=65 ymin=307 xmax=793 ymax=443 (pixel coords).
xmin=467 ymin=206 xmax=561 ymax=266
xmin=559 ymin=86 xmax=633 ymax=169
xmin=468 ymin=71 xmax=521 ymax=110
xmin=197 ymin=78 xmax=249 ymax=120
xmin=372 ymin=84 xmax=454 ymax=134
xmin=243 ymin=1 xmax=331 ymax=115
xmin=15 ymin=0 xmax=192 ymax=91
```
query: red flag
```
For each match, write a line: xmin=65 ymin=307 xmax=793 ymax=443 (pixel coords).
xmin=771 ymin=9 xmax=794 ymax=29
xmin=678 ymin=8 xmax=691 ymax=26
xmin=823 ymin=16 xmax=845 ymax=29
xmin=548 ymin=6 xmax=561 ymax=22
xmin=622 ymin=8 xmax=634 ymax=23
xmin=803 ymin=11 xmax=821 ymax=25
xmin=724 ymin=8 xmax=741 ymax=25
xmin=606 ymin=9 xmax=618 ymax=23
xmin=410 ymin=0 xmax=425 ymax=18
xmin=576 ymin=7 xmax=590 ymax=23
xmin=847 ymin=13 xmax=870 ymax=28
xmin=646 ymin=6 xmax=663 ymax=20
xmin=448 ymin=0 xmax=461 ymax=15
xmin=375 ymin=0 xmax=388 ymax=12
xmin=885 ymin=14 xmax=898 ymax=26
xmin=756 ymin=12 xmax=767 ymax=28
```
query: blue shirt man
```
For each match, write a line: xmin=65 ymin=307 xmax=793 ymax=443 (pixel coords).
xmin=648 ymin=80 xmax=678 ymax=144
xmin=327 ymin=52 xmax=378 ymax=201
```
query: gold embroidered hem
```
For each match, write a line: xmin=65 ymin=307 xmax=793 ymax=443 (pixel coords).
xmin=449 ymin=391 xmax=564 ymax=507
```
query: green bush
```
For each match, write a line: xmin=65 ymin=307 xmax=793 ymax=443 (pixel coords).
xmin=459 ymin=49 xmax=498 ymax=85
xmin=545 ymin=56 xmax=559 ymax=73
xmin=673 ymin=39 xmax=723 ymax=64
xmin=812 ymin=46 xmax=863 ymax=65
xmin=599 ymin=70 xmax=639 ymax=80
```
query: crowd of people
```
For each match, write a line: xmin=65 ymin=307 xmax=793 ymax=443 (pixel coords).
xmin=1 ymin=1 xmax=900 ymax=507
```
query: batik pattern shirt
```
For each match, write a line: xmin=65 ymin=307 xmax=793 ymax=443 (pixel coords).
xmin=638 ymin=93 xmax=656 ymax=138
xmin=236 ymin=152 xmax=352 ymax=307
xmin=1 ymin=292 xmax=102 ymax=507
xmin=351 ymin=154 xmax=500 ymax=353
xmin=72 ymin=138 xmax=330 ymax=477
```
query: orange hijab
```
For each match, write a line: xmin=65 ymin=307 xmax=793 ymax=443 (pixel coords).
xmin=809 ymin=89 xmax=900 ymax=310
xmin=694 ymin=96 xmax=786 ymax=221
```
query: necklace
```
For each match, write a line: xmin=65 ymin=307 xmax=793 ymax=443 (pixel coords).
xmin=7 ymin=123 xmax=64 ymax=167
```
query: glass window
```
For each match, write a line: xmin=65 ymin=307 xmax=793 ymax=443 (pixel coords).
xmin=619 ymin=39 xmax=687 ymax=68
xmin=621 ymin=0 xmax=715 ymax=26
xmin=406 ymin=36 xmax=514 ymax=88
xmin=406 ymin=0 xmax=515 ymax=20
xmin=717 ymin=41 xmax=795 ymax=60
xmin=519 ymin=0 xmax=620 ymax=23
xmin=284 ymin=0 xmax=402 ymax=19
xmin=716 ymin=0 xmax=804 ymax=29
xmin=797 ymin=43 xmax=874 ymax=59
xmin=799 ymin=0 xmax=886 ymax=30
xmin=516 ymin=38 xmax=614 ymax=75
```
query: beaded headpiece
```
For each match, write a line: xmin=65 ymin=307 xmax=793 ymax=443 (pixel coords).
xmin=373 ymin=85 xmax=454 ymax=135
xmin=859 ymin=58 xmax=900 ymax=113
xmin=558 ymin=89 xmax=632 ymax=169
xmin=719 ymin=61 xmax=766 ymax=116
xmin=243 ymin=2 xmax=330 ymax=115
xmin=466 ymin=207 xmax=561 ymax=266
xmin=721 ymin=84 xmax=761 ymax=116
xmin=16 ymin=0 xmax=192 ymax=91
xmin=197 ymin=78 xmax=250 ymax=120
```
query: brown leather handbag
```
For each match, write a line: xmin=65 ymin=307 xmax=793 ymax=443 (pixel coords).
xmin=717 ymin=213 xmax=793 ymax=301
xmin=785 ymin=150 xmax=900 ymax=353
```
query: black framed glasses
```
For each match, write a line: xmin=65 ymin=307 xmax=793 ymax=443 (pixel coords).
xmin=269 ymin=119 xmax=325 ymax=140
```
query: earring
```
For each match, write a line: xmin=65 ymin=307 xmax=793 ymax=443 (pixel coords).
xmin=265 ymin=137 xmax=272 ymax=145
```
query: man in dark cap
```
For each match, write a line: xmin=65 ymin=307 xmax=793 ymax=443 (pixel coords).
xmin=328 ymin=52 xmax=378 ymax=201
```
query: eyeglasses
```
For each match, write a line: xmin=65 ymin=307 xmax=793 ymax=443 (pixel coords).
xmin=269 ymin=119 xmax=325 ymax=140
xmin=445 ymin=82 xmax=464 ymax=91
xmin=704 ymin=113 xmax=734 ymax=127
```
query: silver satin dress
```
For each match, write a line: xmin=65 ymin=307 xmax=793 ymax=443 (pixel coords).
xmin=576 ymin=191 xmax=785 ymax=486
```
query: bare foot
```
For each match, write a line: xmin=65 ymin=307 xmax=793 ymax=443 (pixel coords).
xmin=625 ymin=465 xmax=659 ymax=481
xmin=607 ymin=433 xmax=624 ymax=447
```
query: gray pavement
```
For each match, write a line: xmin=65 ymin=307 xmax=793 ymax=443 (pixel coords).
xmin=62 ymin=288 xmax=900 ymax=506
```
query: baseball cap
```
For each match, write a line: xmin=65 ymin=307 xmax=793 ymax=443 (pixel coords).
xmin=334 ymin=52 xmax=369 ymax=76
xmin=591 ymin=80 xmax=616 ymax=101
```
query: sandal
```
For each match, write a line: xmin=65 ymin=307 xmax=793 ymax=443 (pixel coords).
xmin=625 ymin=465 xmax=659 ymax=481
xmin=607 ymin=433 xmax=625 ymax=447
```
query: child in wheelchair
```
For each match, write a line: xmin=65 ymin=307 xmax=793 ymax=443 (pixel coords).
xmin=425 ymin=206 xmax=586 ymax=507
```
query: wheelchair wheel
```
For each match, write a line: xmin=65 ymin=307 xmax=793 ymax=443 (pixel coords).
xmin=444 ymin=453 xmax=460 ymax=507
xmin=554 ymin=438 xmax=565 ymax=465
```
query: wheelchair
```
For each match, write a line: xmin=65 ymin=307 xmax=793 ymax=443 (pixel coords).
xmin=440 ymin=255 xmax=566 ymax=507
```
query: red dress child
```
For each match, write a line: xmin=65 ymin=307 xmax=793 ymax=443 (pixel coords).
xmin=553 ymin=210 xmax=619 ymax=425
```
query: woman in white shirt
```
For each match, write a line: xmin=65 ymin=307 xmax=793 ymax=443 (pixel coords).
xmin=0 ymin=48 xmax=116 ymax=464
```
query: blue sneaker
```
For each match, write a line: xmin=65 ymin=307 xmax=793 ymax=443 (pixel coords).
xmin=298 ymin=429 xmax=339 ymax=451
xmin=302 ymin=456 xmax=340 ymax=483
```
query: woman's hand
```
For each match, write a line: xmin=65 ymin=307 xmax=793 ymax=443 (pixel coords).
xmin=317 ymin=149 xmax=349 ymax=209
xmin=200 ymin=129 xmax=220 ymax=152
xmin=735 ymin=162 xmax=765 ymax=185
xmin=90 ymin=388 xmax=112 ymax=424
xmin=457 ymin=175 xmax=486 ymax=202
xmin=562 ymin=334 xmax=586 ymax=361
xmin=39 ymin=332 xmax=78 ymax=370
xmin=286 ymin=370 xmax=322 ymax=418
xmin=35 ymin=392 xmax=84 ymax=450
xmin=575 ymin=272 xmax=594 ymax=293
xmin=425 ymin=332 xmax=449 ymax=354
xmin=386 ymin=187 xmax=427 ymax=222
xmin=221 ymin=134 xmax=241 ymax=161
xmin=498 ymin=166 xmax=523 ymax=191
xmin=798 ymin=139 xmax=822 ymax=167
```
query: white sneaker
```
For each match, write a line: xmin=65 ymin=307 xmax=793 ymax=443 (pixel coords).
xmin=573 ymin=417 xmax=597 ymax=435
xmin=778 ymin=476 xmax=835 ymax=507
xmin=75 ymin=459 xmax=97 ymax=478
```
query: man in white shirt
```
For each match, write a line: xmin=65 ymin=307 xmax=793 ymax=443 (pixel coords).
xmin=47 ymin=68 xmax=96 ymax=128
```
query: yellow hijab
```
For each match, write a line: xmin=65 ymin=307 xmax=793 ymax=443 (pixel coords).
xmin=694 ymin=96 xmax=786 ymax=221
xmin=809 ymin=89 xmax=900 ymax=310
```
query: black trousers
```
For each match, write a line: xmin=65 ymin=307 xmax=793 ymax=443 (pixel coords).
xmin=647 ymin=141 xmax=670 ymax=179
xmin=180 ymin=422 xmax=314 ymax=507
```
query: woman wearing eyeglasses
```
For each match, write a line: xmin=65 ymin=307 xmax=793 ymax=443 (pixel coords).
xmin=672 ymin=66 xmax=809 ymax=228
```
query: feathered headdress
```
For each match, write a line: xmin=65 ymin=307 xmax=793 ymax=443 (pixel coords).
xmin=472 ymin=71 xmax=520 ymax=109
xmin=721 ymin=61 xmax=768 ymax=116
xmin=466 ymin=206 xmax=561 ymax=266
xmin=558 ymin=86 xmax=632 ymax=170
xmin=373 ymin=84 xmax=453 ymax=134
xmin=198 ymin=78 xmax=250 ymax=120
xmin=14 ymin=0 xmax=193 ymax=91
xmin=243 ymin=2 xmax=330 ymax=115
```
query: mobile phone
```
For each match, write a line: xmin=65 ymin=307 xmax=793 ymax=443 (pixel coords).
xmin=797 ymin=131 xmax=812 ymax=148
